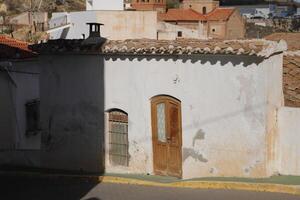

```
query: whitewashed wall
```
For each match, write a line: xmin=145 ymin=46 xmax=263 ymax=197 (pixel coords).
xmin=277 ymin=107 xmax=300 ymax=175
xmin=39 ymin=53 xmax=283 ymax=178
xmin=86 ymin=0 xmax=124 ymax=11
xmin=104 ymin=54 xmax=283 ymax=178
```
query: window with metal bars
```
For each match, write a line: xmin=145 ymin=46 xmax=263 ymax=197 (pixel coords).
xmin=108 ymin=110 xmax=129 ymax=166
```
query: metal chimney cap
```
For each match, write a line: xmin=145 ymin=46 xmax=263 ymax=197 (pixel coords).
xmin=86 ymin=22 xmax=104 ymax=26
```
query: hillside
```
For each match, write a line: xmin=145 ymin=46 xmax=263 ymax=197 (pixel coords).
xmin=0 ymin=0 xmax=85 ymax=15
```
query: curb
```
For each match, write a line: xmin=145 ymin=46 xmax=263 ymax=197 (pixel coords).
xmin=100 ymin=176 xmax=300 ymax=196
xmin=1 ymin=171 xmax=300 ymax=195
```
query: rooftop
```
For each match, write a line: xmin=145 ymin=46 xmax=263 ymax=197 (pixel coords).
xmin=30 ymin=38 xmax=287 ymax=58
xmin=158 ymin=7 xmax=236 ymax=22
xmin=0 ymin=35 xmax=36 ymax=59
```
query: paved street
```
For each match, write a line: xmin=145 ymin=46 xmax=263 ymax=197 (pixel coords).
xmin=1 ymin=176 xmax=299 ymax=200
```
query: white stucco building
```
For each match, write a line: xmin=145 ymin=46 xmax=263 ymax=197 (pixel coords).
xmin=86 ymin=0 xmax=124 ymax=11
xmin=48 ymin=10 xmax=157 ymax=40
xmin=28 ymin=23 xmax=295 ymax=179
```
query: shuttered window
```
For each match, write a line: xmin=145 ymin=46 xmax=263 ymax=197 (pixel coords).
xmin=108 ymin=110 xmax=129 ymax=166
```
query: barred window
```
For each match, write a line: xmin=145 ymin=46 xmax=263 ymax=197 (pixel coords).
xmin=108 ymin=110 xmax=129 ymax=166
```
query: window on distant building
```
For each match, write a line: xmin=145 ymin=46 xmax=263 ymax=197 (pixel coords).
xmin=177 ymin=31 xmax=182 ymax=37
xmin=25 ymin=99 xmax=40 ymax=136
xmin=108 ymin=109 xmax=129 ymax=166
xmin=203 ymin=7 xmax=207 ymax=14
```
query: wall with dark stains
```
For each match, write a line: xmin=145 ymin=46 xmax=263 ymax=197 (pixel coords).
xmin=38 ymin=53 xmax=283 ymax=178
xmin=40 ymin=55 xmax=105 ymax=173
xmin=103 ymin=53 xmax=283 ymax=178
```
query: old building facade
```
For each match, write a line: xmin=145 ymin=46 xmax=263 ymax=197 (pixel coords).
xmin=158 ymin=7 xmax=245 ymax=40
xmin=27 ymin=23 xmax=290 ymax=178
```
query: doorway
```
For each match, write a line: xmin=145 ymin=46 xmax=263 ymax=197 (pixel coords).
xmin=151 ymin=95 xmax=182 ymax=178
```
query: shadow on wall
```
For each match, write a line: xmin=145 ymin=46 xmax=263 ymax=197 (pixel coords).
xmin=0 ymin=175 xmax=101 ymax=200
xmin=105 ymin=54 xmax=265 ymax=67
xmin=40 ymin=54 xmax=106 ymax=174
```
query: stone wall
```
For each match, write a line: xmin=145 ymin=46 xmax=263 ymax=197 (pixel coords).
xmin=283 ymin=55 xmax=300 ymax=107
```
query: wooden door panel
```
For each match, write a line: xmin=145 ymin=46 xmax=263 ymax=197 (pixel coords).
xmin=167 ymin=101 xmax=182 ymax=177
xmin=152 ymin=96 xmax=182 ymax=178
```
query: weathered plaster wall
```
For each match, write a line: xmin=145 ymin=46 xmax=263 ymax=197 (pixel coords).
xmin=225 ymin=10 xmax=245 ymax=39
xmin=40 ymin=55 xmax=105 ymax=173
xmin=104 ymin=54 xmax=283 ymax=178
xmin=0 ymin=61 xmax=40 ymax=167
xmin=157 ymin=22 xmax=207 ymax=40
xmin=50 ymin=11 xmax=157 ymax=40
xmin=39 ymin=53 xmax=283 ymax=178
xmin=277 ymin=107 xmax=300 ymax=175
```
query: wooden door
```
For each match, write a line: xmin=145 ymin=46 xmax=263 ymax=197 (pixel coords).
xmin=151 ymin=96 xmax=182 ymax=178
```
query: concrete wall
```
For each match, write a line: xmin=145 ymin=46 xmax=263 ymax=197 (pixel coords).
xmin=277 ymin=107 xmax=300 ymax=175
xmin=86 ymin=0 xmax=124 ymax=11
xmin=49 ymin=11 xmax=157 ymax=40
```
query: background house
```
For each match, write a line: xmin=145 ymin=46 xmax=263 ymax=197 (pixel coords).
xmin=9 ymin=11 xmax=48 ymax=32
xmin=48 ymin=11 xmax=157 ymax=40
xmin=158 ymin=7 xmax=245 ymax=40
xmin=86 ymin=0 xmax=124 ymax=10
xmin=180 ymin=0 xmax=219 ymax=14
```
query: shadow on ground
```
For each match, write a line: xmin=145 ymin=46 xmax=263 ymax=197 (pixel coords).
xmin=0 ymin=175 xmax=101 ymax=200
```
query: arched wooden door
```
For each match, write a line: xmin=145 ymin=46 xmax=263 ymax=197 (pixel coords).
xmin=151 ymin=96 xmax=182 ymax=178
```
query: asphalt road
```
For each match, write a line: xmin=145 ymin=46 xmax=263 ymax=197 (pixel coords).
xmin=1 ymin=176 xmax=299 ymax=200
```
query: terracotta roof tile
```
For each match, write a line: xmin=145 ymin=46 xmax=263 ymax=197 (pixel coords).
xmin=205 ymin=8 xmax=235 ymax=21
xmin=158 ymin=8 xmax=206 ymax=21
xmin=0 ymin=35 xmax=32 ymax=52
xmin=0 ymin=35 xmax=36 ymax=59
xmin=31 ymin=38 xmax=287 ymax=58
xmin=159 ymin=7 xmax=236 ymax=22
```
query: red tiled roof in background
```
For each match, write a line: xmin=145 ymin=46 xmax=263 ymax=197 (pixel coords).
xmin=158 ymin=8 xmax=206 ymax=21
xmin=0 ymin=35 xmax=32 ymax=52
xmin=0 ymin=35 xmax=36 ymax=59
xmin=158 ymin=7 xmax=236 ymax=22
xmin=205 ymin=8 xmax=235 ymax=21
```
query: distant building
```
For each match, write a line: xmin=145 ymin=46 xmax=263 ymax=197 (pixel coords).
xmin=86 ymin=0 xmax=124 ymax=11
xmin=158 ymin=7 xmax=245 ymax=40
xmin=180 ymin=0 xmax=219 ymax=14
xmin=48 ymin=11 xmax=157 ymax=40
xmin=130 ymin=0 xmax=167 ymax=13
xmin=8 ymin=11 xmax=48 ymax=31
